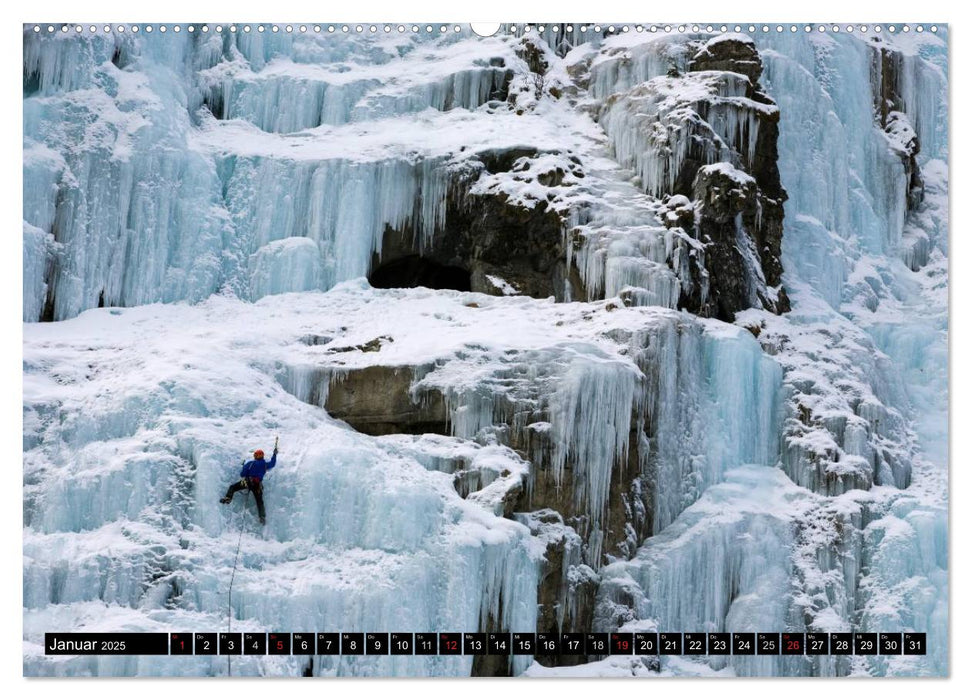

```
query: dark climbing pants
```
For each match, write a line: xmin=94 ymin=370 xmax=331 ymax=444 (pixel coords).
xmin=224 ymin=478 xmax=265 ymax=520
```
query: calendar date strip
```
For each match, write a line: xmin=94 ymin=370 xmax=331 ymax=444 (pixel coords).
xmin=45 ymin=632 xmax=927 ymax=656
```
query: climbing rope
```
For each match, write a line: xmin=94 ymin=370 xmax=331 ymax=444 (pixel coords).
xmin=227 ymin=488 xmax=251 ymax=677
xmin=226 ymin=439 xmax=278 ymax=676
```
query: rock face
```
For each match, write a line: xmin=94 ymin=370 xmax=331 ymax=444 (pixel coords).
xmin=373 ymin=146 xmax=584 ymax=301
xmin=872 ymin=42 xmax=925 ymax=212
xmin=519 ymin=509 xmax=598 ymax=667
xmin=692 ymin=163 xmax=789 ymax=319
xmin=883 ymin=110 xmax=924 ymax=211
xmin=597 ymin=35 xmax=789 ymax=321
xmin=689 ymin=34 xmax=763 ymax=82
xmin=324 ymin=365 xmax=448 ymax=436
xmin=684 ymin=38 xmax=789 ymax=320
xmin=523 ymin=420 xmax=653 ymax=565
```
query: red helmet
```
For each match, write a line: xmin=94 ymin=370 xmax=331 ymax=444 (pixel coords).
xmin=254 ymin=449 xmax=265 ymax=459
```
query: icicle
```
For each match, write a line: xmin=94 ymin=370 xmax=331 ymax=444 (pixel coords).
xmin=547 ymin=349 xmax=641 ymax=561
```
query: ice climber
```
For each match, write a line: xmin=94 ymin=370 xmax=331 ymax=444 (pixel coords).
xmin=220 ymin=439 xmax=278 ymax=525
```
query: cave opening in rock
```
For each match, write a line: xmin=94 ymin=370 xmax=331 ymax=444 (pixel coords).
xmin=368 ymin=255 xmax=472 ymax=292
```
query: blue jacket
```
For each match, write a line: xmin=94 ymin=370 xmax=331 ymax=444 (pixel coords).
xmin=240 ymin=452 xmax=277 ymax=482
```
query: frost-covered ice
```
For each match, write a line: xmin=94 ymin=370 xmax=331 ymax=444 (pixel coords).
xmin=587 ymin=26 xmax=949 ymax=677
xmin=23 ymin=288 xmax=553 ymax=677
xmin=23 ymin=23 xmax=947 ymax=678
xmin=23 ymin=284 xmax=781 ymax=676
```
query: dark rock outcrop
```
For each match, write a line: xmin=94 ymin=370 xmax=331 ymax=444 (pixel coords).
xmin=515 ymin=35 xmax=550 ymax=76
xmin=692 ymin=163 xmax=788 ymax=319
xmin=689 ymin=35 xmax=763 ymax=83
xmin=685 ymin=38 xmax=788 ymax=320
xmin=871 ymin=42 xmax=925 ymax=211
xmin=519 ymin=510 xmax=599 ymax=665
xmin=523 ymin=422 xmax=652 ymax=566
xmin=595 ymin=36 xmax=789 ymax=321
xmin=374 ymin=147 xmax=584 ymax=301
xmin=323 ymin=365 xmax=448 ymax=436
xmin=884 ymin=110 xmax=924 ymax=211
